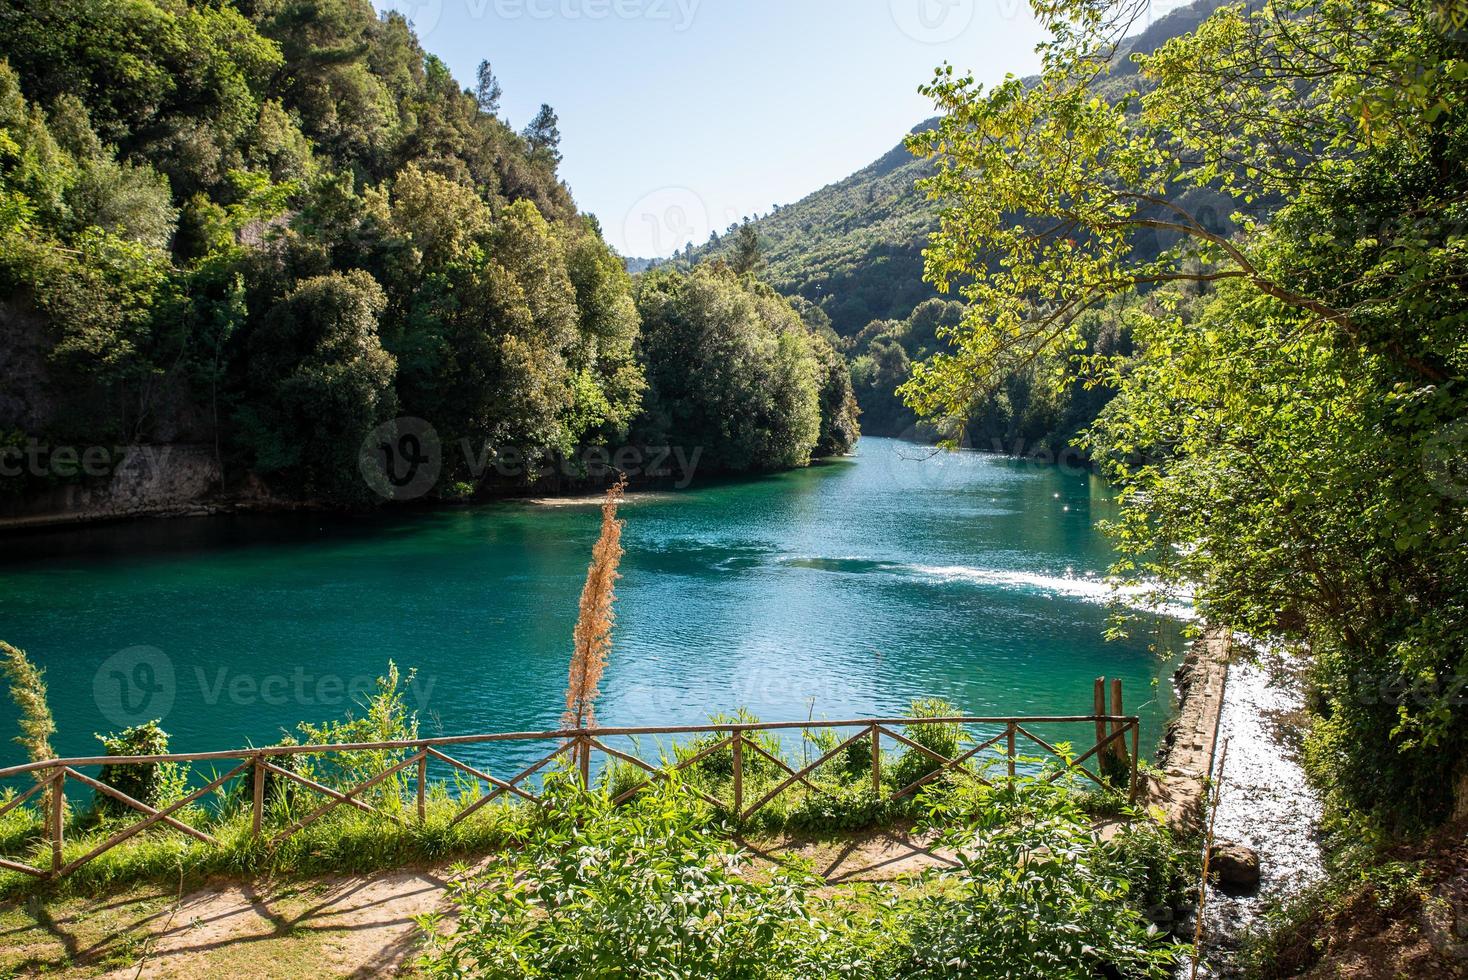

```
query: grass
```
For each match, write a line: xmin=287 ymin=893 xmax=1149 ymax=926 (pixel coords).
xmin=0 ymin=699 xmax=1151 ymax=905
xmin=0 ymin=752 xmax=1144 ymax=902
xmin=0 ymin=786 xmax=536 ymax=901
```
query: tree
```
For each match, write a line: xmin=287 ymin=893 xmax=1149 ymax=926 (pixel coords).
xmin=523 ymin=103 xmax=561 ymax=165
xmin=635 ymin=265 xmax=825 ymax=472
xmin=474 ymin=59 xmax=502 ymax=116
xmin=731 ymin=219 xmax=763 ymax=275
xmin=901 ymin=0 xmax=1468 ymax=830
xmin=902 ymin=0 xmax=1456 ymax=429
xmin=237 ymin=270 xmax=398 ymax=503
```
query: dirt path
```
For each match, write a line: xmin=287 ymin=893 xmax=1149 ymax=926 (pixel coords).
xmin=0 ymin=827 xmax=953 ymax=978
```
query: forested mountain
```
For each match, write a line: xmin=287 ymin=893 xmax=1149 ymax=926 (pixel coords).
xmin=0 ymin=0 xmax=856 ymax=511
xmin=687 ymin=0 xmax=1229 ymax=445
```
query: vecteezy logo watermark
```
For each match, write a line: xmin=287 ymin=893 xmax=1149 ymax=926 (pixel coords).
xmin=93 ymin=647 xmax=439 ymax=724
xmin=376 ymin=0 xmax=445 ymax=36
xmin=194 ymin=667 xmax=437 ymax=710
xmin=1354 ymin=671 xmax=1468 ymax=708
xmin=360 ymin=417 xmax=444 ymax=501
xmin=0 ymin=440 xmax=173 ymax=482
xmin=360 ymin=417 xmax=703 ymax=499
xmin=379 ymin=0 xmax=699 ymax=38
xmin=623 ymin=187 xmax=712 ymax=259
xmin=487 ymin=0 xmax=700 ymax=29
xmin=890 ymin=0 xmax=976 ymax=43
xmin=1423 ymin=419 xmax=1468 ymax=500
xmin=94 ymin=646 xmax=176 ymax=729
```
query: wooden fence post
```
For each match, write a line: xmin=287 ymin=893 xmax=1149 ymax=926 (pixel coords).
xmin=578 ymin=735 xmax=590 ymax=788
xmin=417 ymin=749 xmax=427 ymax=823
xmin=870 ymin=725 xmax=882 ymax=794
xmin=1006 ymin=722 xmax=1017 ymax=779
xmin=48 ymin=768 xmax=64 ymax=875
xmin=1129 ymin=720 xmax=1141 ymax=802
xmin=1093 ymin=677 xmax=1109 ymax=766
xmin=1110 ymin=679 xmax=1131 ymax=770
xmin=732 ymin=731 xmax=743 ymax=817
xmin=252 ymin=754 xmax=265 ymax=837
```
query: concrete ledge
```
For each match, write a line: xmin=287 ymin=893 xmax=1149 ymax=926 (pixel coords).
xmin=1146 ymin=626 xmax=1232 ymax=834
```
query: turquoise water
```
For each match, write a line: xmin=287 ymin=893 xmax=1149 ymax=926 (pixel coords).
xmin=0 ymin=438 xmax=1178 ymax=773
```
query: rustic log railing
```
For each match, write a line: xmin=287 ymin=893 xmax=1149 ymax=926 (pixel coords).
xmin=0 ymin=710 xmax=1140 ymax=882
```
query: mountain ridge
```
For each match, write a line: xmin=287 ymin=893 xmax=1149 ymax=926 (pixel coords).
xmin=681 ymin=0 xmax=1227 ymax=336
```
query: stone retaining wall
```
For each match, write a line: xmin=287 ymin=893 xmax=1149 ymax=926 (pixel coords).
xmin=0 ymin=445 xmax=223 ymax=528
xmin=1147 ymin=626 xmax=1232 ymax=833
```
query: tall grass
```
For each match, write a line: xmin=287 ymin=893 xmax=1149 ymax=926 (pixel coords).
xmin=1 ymin=641 xmax=55 ymax=767
xmin=564 ymin=475 xmax=626 ymax=729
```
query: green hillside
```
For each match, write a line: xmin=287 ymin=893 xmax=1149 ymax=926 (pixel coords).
xmin=0 ymin=0 xmax=858 ymax=511
xmin=684 ymin=0 xmax=1230 ymax=443
xmin=687 ymin=0 xmax=1227 ymax=338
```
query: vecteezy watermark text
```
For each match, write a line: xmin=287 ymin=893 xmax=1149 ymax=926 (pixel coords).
xmin=359 ymin=417 xmax=703 ymax=500
xmin=93 ymin=646 xmax=438 ymax=728
xmin=0 ymin=440 xmax=173 ymax=481
xmin=379 ymin=0 xmax=700 ymax=38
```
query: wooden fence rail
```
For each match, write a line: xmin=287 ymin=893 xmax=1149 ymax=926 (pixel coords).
xmin=0 ymin=710 xmax=1141 ymax=882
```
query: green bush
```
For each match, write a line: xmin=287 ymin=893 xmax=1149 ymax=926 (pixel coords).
xmin=890 ymin=697 xmax=964 ymax=790
xmin=93 ymin=720 xmax=188 ymax=819
xmin=898 ymin=773 xmax=1187 ymax=978
xmin=417 ymin=772 xmax=842 ymax=979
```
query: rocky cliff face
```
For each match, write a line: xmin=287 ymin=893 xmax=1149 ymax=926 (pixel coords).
xmin=0 ymin=445 xmax=221 ymax=527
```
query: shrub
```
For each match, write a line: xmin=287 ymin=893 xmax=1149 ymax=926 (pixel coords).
xmin=294 ymin=662 xmax=419 ymax=806
xmin=417 ymin=772 xmax=839 ymax=978
xmin=890 ymin=697 xmax=964 ymax=790
xmin=93 ymin=720 xmax=187 ymax=819
xmin=895 ymin=772 xmax=1188 ymax=979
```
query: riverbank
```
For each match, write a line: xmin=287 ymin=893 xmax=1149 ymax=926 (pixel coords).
xmin=1148 ymin=627 xmax=1230 ymax=833
xmin=1193 ymin=646 xmax=1325 ymax=977
xmin=1143 ymin=629 xmax=1328 ymax=977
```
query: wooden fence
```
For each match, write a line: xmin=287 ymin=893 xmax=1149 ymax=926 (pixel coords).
xmin=0 ymin=705 xmax=1140 ymax=882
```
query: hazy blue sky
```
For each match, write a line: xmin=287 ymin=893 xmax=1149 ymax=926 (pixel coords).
xmin=368 ymin=0 xmax=1171 ymax=257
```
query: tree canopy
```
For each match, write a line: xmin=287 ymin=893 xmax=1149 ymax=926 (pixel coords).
xmin=904 ymin=0 xmax=1468 ymax=829
xmin=0 ymin=0 xmax=857 ymax=506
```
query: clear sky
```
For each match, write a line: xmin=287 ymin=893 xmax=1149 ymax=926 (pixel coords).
xmin=367 ymin=0 xmax=1170 ymax=258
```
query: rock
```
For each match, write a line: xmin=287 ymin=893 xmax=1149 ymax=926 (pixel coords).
xmin=1209 ymin=842 xmax=1261 ymax=893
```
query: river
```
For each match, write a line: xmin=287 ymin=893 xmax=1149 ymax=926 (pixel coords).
xmin=0 ymin=437 xmax=1179 ymax=772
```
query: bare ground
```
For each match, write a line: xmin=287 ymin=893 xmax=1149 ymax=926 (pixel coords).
xmin=0 ymin=827 xmax=953 ymax=978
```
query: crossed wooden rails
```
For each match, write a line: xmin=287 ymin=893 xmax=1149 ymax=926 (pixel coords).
xmin=0 ymin=713 xmax=1140 ymax=882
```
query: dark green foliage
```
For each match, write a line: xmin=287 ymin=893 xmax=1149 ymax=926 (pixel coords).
xmin=93 ymin=720 xmax=182 ymax=819
xmin=633 ymin=265 xmax=843 ymax=473
xmin=731 ymin=218 xmax=763 ymax=275
xmin=0 ymin=1 xmax=869 ymax=506
xmin=0 ymin=0 xmax=852 ymax=508
xmin=236 ymin=269 xmax=397 ymax=502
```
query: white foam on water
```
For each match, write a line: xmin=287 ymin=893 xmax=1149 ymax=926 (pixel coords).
xmin=903 ymin=563 xmax=1197 ymax=619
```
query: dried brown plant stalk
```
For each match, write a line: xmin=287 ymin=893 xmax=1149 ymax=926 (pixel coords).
xmin=1 ymin=641 xmax=56 ymax=768
xmin=563 ymin=475 xmax=627 ymax=730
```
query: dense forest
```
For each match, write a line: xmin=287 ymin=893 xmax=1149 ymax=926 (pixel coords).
xmin=684 ymin=0 xmax=1232 ymax=452
xmin=0 ymin=0 xmax=857 ymax=509
xmin=905 ymin=0 xmax=1468 ymax=843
